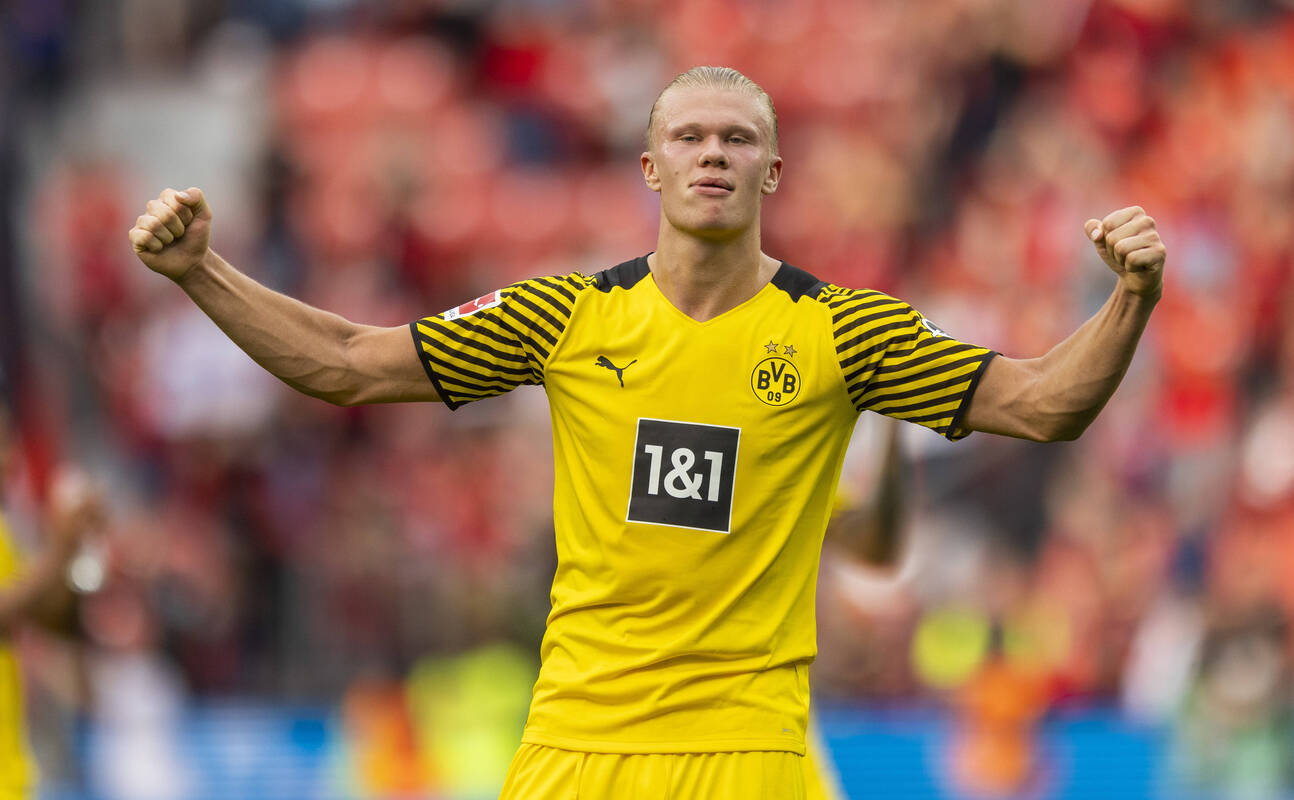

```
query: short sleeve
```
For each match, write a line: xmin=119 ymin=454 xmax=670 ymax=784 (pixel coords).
xmin=410 ymin=274 xmax=591 ymax=409
xmin=826 ymin=287 xmax=995 ymax=440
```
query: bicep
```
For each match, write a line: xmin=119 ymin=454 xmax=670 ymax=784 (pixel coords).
xmin=962 ymin=355 xmax=1051 ymax=441
xmin=344 ymin=324 xmax=442 ymax=405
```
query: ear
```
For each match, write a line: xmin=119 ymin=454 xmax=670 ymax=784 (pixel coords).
xmin=761 ymin=155 xmax=783 ymax=195
xmin=641 ymin=151 xmax=662 ymax=193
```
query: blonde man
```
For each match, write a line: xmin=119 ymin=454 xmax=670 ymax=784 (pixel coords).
xmin=128 ymin=66 xmax=1165 ymax=798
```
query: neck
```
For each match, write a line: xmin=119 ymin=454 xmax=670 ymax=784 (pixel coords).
xmin=649 ymin=224 xmax=779 ymax=322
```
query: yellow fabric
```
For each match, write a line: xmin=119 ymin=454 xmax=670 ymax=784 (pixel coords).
xmin=412 ymin=256 xmax=993 ymax=755
xmin=802 ymin=714 xmax=847 ymax=800
xmin=0 ymin=512 xmax=32 ymax=800
xmin=498 ymin=743 xmax=806 ymax=800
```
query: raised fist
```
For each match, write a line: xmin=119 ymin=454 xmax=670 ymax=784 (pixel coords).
xmin=1084 ymin=206 xmax=1166 ymax=298
xmin=128 ymin=187 xmax=211 ymax=281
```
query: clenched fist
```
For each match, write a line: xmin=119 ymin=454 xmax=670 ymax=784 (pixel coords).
xmin=128 ymin=187 xmax=212 ymax=281
xmin=1084 ymin=206 xmax=1166 ymax=298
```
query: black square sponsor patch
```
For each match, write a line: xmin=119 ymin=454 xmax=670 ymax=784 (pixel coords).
xmin=627 ymin=418 xmax=740 ymax=533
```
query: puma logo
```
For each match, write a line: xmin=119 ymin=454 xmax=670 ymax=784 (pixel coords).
xmin=595 ymin=356 xmax=637 ymax=388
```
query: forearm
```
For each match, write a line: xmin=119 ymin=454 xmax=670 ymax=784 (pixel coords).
xmin=832 ymin=423 xmax=906 ymax=566
xmin=966 ymin=206 xmax=1165 ymax=442
xmin=1023 ymin=283 xmax=1158 ymax=440
xmin=861 ymin=430 xmax=905 ymax=565
xmin=0 ymin=540 xmax=75 ymax=633
xmin=176 ymin=250 xmax=369 ymax=405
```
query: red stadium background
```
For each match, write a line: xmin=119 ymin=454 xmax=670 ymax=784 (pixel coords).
xmin=3 ymin=0 xmax=1294 ymax=797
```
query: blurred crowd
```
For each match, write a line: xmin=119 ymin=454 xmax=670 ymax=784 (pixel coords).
xmin=4 ymin=0 xmax=1294 ymax=796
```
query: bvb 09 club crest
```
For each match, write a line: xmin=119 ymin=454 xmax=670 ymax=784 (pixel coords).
xmin=751 ymin=354 xmax=801 ymax=406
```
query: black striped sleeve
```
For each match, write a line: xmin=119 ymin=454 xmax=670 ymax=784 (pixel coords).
xmin=827 ymin=287 xmax=995 ymax=440
xmin=410 ymin=273 xmax=592 ymax=409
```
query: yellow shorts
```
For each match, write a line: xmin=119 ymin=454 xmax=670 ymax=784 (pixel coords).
xmin=498 ymin=743 xmax=807 ymax=800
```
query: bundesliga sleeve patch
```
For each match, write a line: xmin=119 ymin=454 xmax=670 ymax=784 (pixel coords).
xmin=442 ymin=290 xmax=503 ymax=321
xmin=627 ymin=418 xmax=740 ymax=533
xmin=920 ymin=317 xmax=947 ymax=338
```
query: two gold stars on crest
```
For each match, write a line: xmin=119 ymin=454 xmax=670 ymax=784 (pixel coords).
xmin=764 ymin=340 xmax=796 ymax=357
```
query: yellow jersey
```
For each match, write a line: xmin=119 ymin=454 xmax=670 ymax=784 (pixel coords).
xmin=0 ymin=511 xmax=33 ymax=799
xmin=411 ymin=256 xmax=994 ymax=754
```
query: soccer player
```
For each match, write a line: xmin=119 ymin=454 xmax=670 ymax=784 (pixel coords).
xmin=0 ymin=399 xmax=100 ymax=799
xmin=127 ymin=66 xmax=1166 ymax=798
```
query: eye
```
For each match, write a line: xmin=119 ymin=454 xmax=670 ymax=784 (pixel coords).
xmin=727 ymin=136 xmax=748 ymax=144
xmin=680 ymin=134 xmax=700 ymax=142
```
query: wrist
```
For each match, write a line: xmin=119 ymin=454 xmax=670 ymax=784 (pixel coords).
xmin=1115 ymin=276 xmax=1162 ymax=306
xmin=175 ymin=249 xmax=219 ymax=289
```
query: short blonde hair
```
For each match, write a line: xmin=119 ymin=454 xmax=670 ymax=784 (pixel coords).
xmin=646 ymin=66 xmax=779 ymax=155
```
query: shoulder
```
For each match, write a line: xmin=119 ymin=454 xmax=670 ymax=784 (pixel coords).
xmin=815 ymin=284 xmax=903 ymax=312
xmin=587 ymin=255 xmax=651 ymax=293
xmin=762 ymin=265 xmax=904 ymax=330
xmin=769 ymin=262 xmax=829 ymax=303
xmin=491 ymin=260 xmax=645 ymax=331
xmin=763 ymin=263 xmax=894 ymax=315
xmin=484 ymin=272 xmax=598 ymax=329
xmin=506 ymin=272 xmax=598 ymax=303
xmin=814 ymin=285 xmax=927 ymax=338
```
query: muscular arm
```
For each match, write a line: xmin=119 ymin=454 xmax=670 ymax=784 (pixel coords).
xmin=177 ymin=251 xmax=437 ymax=406
xmin=129 ymin=188 xmax=437 ymax=406
xmin=964 ymin=206 xmax=1165 ymax=442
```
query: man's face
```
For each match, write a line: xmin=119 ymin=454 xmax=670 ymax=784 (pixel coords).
xmin=641 ymin=86 xmax=782 ymax=241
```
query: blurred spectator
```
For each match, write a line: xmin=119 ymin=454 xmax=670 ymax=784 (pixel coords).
xmin=1167 ymin=607 xmax=1294 ymax=800
xmin=0 ymin=399 xmax=101 ymax=798
xmin=8 ymin=0 xmax=1294 ymax=795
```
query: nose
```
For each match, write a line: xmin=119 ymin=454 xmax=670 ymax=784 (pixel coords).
xmin=698 ymin=135 xmax=729 ymax=168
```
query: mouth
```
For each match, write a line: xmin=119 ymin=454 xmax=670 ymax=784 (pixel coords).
xmin=690 ymin=178 xmax=734 ymax=196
